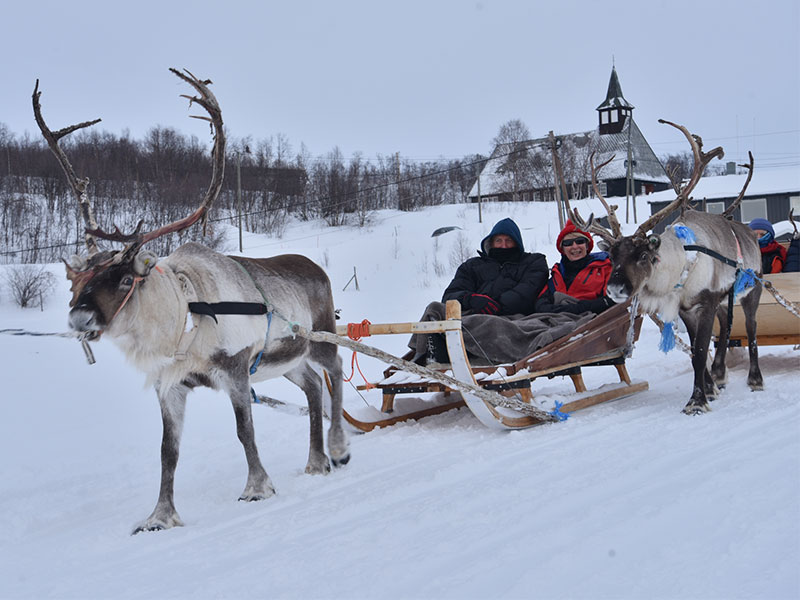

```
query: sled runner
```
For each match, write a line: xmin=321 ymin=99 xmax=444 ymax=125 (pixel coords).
xmin=300 ymin=299 xmax=648 ymax=432
xmin=713 ymin=271 xmax=800 ymax=347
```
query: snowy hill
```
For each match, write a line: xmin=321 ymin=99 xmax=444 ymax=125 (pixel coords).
xmin=1 ymin=201 xmax=798 ymax=600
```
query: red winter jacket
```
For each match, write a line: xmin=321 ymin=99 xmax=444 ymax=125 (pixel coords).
xmin=541 ymin=253 xmax=612 ymax=300
xmin=760 ymin=241 xmax=787 ymax=274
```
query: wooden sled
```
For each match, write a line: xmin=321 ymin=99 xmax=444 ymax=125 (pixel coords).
xmin=323 ymin=300 xmax=648 ymax=432
xmin=713 ymin=272 xmax=800 ymax=347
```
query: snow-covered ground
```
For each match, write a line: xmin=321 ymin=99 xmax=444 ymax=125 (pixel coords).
xmin=1 ymin=201 xmax=798 ymax=600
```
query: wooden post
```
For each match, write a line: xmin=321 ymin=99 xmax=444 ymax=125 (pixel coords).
xmin=342 ymin=267 xmax=360 ymax=292
xmin=549 ymin=131 xmax=565 ymax=230
xmin=236 ymin=151 xmax=243 ymax=252
xmin=477 ymin=163 xmax=483 ymax=224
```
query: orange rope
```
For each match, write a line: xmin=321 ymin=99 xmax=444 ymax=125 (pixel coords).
xmin=343 ymin=320 xmax=374 ymax=389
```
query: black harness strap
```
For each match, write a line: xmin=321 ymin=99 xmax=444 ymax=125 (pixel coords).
xmin=683 ymin=245 xmax=739 ymax=269
xmin=683 ymin=244 xmax=740 ymax=334
xmin=188 ymin=301 xmax=268 ymax=324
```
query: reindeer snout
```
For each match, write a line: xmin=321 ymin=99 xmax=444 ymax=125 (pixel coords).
xmin=606 ymin=282 xmax=630 ymax=303
xmin=69 ymin=308 xmax=100 ymax=333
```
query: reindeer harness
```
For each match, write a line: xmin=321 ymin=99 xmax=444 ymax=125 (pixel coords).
xmin=668 ymin=223 xmax=757 ymax=342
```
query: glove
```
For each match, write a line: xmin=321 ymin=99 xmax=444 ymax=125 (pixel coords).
xmin=466 ymin=293 xmax=500 ymax=315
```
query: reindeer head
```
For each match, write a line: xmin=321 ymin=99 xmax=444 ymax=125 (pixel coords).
xmin=34 ymin=68 xmax=225 ymax=338
xmin=604 ymin=233 xmax=662 ymax=301
xmin=65 ymin=249 xmax=159 ymax=339
xmin=564 ymin=120 xmax=753 ymax=302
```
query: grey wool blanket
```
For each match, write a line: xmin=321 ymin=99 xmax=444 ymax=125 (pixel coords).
xmin=409 ymin=298 xmax=595 ymax=365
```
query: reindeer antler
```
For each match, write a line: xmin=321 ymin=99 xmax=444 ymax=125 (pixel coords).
xmin=564 ymin=151 xmax=623 ymax=244
xmin=32 ymin=80 xmax=103 ymax=256
xmin=721 ymin=151 xmax=755 ymax=218
xmin=635 ymin=120 xmax=724 ymax=236
xmin=87 ymin=68 xmax=226 ymax=258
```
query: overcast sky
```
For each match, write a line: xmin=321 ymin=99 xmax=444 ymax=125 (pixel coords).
xmin=3 ymin=0 xmax=798 ymax=169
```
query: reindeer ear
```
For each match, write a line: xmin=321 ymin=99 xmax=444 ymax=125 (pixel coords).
xmin=596 ymin=239 xmax=611 ymax=252
xmin=647 ymin=235 xmax=661 ymax=250
xmin=67 ymin=255 xmax=88 ymax=271
xmin=133 ymin=250 xmax=159 ymax=276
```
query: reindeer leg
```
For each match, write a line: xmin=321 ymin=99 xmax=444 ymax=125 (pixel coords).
xmin=227 ymin=371 xmax=275 ymax=501
xmin=322 ymin=352 xmax=350 ymax=467
xmin=681 ymin=297 xmax=719 ymax=415
xmin=710 ymin=304 xmax=730 ymax=389
xmin=133 ymin=384 xmax=188 ymax=534
xmin=740 ymin=283 xmax=763 ymax=391
xmin=284 ymin=363 xmax=331 ymax=475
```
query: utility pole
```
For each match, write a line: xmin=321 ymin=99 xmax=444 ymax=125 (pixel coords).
xmin=395 ymin=151 xmax=401 ymax=210
xmin=549 ymin=131 xmax=566 ymax=230
xmin=236 ymin=145 xmax=251 ymax=252
xmin=625 ymin=118 xmax=634 ymax=223
xmin=476 ymin=161 xmax=483 ymax=224
xmin=237 ymin=151 xmax=243 ymax=252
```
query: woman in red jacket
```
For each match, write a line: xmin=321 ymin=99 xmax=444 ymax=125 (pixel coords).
xmin=535 ymin=221 xmax=614 ymax=315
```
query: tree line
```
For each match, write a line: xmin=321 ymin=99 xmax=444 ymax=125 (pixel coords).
xmin=0 ymin=118 xmax=702 ymax=265
xmin=0 ymin=122 xmax=484 ymax=264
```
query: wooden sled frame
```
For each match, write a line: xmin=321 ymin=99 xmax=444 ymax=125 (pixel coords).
xmin=325 ymin=300 xmax=648 ymax=432
xmin=713 ymin=271 xmax=800 ymax=347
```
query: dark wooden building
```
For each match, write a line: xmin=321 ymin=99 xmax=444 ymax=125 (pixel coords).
xmin=646 ymin=169 xmax=800 ymax=234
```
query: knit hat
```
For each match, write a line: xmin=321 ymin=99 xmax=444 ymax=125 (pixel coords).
xmin=748 ymin=218 xmax=775 ymax=238
xmin=556 ymin=221 xmax=593 ymax=253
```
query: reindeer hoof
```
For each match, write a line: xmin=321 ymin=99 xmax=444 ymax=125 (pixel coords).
xmin=332 ymin=453 xmax=351 ymax=467
xmin=239 ymin=477 xmax=276 ymax=501
xmin=682 ymin=401 xmax=711 ymax=416
xmin=132 ymin=513 xmax=183 ymax=535
xmin=239 ymin=487 xmax=276 ymax=502
xmin=305 ymin=456 xmax=332 ymax=475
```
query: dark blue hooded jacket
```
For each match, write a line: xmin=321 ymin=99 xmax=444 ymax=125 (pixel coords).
xmin=441 ymin=218 xmax=548 ymax=315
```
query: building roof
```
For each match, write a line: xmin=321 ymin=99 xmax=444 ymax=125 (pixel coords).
xmin=468 ymin=117 xmax=670 ymax=198
xmin=596 ymin=67 xmax=634 ymax=111
xmin=644 ymin=167 xmax=800 ymax=205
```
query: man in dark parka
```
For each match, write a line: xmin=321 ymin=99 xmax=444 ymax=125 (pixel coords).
xmin=411 ymin=217 xmax=549 ymax=363
xmin=442 ymin=217 xmax=548 ymax=316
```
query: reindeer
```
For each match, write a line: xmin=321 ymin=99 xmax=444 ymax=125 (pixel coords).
xmin=566 ymin=120 xmax=763 ymax=415
xmin=33 ymin=69 xmax=350 ymax=533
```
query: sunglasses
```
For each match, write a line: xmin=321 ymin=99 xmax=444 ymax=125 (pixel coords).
xmin=562 ymin=238 xmax=588 ymax=248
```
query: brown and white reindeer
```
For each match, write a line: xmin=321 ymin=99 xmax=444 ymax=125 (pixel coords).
xmin=566 ymin=120 xmax=763 ymax=415
xmin=33 ymin=69 xmax=349 ymax=533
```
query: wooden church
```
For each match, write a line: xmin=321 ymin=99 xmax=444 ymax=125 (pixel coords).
xmin=468 ymin=67 xmax=672 ymax=203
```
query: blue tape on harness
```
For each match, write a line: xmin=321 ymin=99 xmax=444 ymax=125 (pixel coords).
xmin=673 ymin=225 xmax=696 ymax=244
xmin=734 ymin=268 xmax=757 ymax=298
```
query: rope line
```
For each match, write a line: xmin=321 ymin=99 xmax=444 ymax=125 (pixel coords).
xmin=343 ymin=319 xmax=374 ymax=389
xmin=0 ymin=328 xmax=79 ymax=338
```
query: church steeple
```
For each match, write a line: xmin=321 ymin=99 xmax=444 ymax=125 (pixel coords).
xmin=597 ymin=66 xmax=634 ymax=135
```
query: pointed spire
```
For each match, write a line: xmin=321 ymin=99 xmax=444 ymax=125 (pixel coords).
xmin=597 ymin=66 xmax=634 ymax=110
